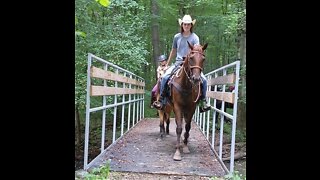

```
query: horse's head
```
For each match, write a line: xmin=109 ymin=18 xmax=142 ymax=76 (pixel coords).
xmin=185 ymin=41 xmax=208 ymax=84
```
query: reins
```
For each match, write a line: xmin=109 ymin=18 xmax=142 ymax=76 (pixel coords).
xmin=172 ymin=49 xmax=204 ymax=103
xmin=184 ymin=51 xmax=204 ymax=102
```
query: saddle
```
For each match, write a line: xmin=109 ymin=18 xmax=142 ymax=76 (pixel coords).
xmin=164 ymin=65 xmax=182 ymax=97
xmin=164 ymin=64 xmax=202 ymax=103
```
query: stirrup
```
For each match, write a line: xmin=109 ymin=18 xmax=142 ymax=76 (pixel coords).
xmin=153 ymin=101 xmax=163 ymax=110
xmin=200 ymin=105 xmax=211 ymax=113
xmin=199 ymin=99 xmax=211 ymax=113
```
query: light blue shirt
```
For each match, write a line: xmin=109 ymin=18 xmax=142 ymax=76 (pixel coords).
xmin=172 ymin=32 xmax=200 ymax=64
xmin=163 ymin=32 xmax=203 ymax=78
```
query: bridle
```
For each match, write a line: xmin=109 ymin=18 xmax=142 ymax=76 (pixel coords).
xmin=188 ymin=50 xmax=205 ymax=72
xmin=183 ymin=50 xmax=205 ymax=82
xmin=183 ymin=50 xmax=205 ymax=102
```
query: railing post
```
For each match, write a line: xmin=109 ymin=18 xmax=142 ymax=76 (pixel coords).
xmin=84 ymin=53 xmax=92 ymax=170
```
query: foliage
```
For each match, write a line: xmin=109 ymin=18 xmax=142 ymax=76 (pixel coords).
xmin=75 ymin=0 xmax=150 ymax=109
xmin=210 ymin=171 xmax=245 ymax=180
xmin=85 ymin=160 xmax=111 ymax=180
xmin=144 ymin=90 xmax=156 ymax=118
xmin=75 ymin=0 xmax=246 ymax=109
xmin=96 ymin=0 xmax=110 ymax=7
xmin=75 ymin=0 xmax=246 ymax=172
xmin=222 ymin=121 xmax=246 ymax=142
xmin=224 ymin=171 xmax=246 ymax=180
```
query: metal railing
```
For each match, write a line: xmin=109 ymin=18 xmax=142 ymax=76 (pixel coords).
xmin=83 ymin=53 xmax=145 ymax=170
xmin=194 ymin=61 xmax=241 ymax=174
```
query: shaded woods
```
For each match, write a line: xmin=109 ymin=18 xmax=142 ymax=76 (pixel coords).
xmin=75 ymin=0 xmax=246 ymax=170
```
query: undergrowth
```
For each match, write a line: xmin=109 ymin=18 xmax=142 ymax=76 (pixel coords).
xmin=85 ymin=160 xmax=111 ymax=180
xmin=211 ymin=171 xmax=246 ymax=180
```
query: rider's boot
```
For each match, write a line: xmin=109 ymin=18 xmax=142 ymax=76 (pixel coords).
xmin=199 ymin=98 xmax=211 ymax=113
xmin=150 ymin=92 xmax=156 ymax=108
xmin=153 ymin=94 xmax=164 ymax=110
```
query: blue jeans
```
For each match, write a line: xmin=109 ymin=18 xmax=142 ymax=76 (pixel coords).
xmin=159 ymin=62 xmax=207 ymax=101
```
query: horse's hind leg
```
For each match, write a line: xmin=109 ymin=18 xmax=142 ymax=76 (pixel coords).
xmin=165 ymin=113 xmax=170 ymax=134
xmin=183 ymin=118 xmax=191 ymax=154
xmin=159 ymin=110 xmax=165 ymax=138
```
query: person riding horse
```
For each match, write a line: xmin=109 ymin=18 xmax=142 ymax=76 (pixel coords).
xmin=150 ymin=54 xmax=168 ymax=108
xmin=153 ymin=15 xmax=211 ymax=113
xmin=158 ymin=41 xmax=209 ymax=161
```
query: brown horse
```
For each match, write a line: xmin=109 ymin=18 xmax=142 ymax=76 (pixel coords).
xmin=155 ymin=75 xmax=172 ymax=138
xmin=161 ymin=41 xmax=208 ymax=161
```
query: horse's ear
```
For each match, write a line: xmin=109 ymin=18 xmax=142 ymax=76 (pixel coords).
xmin=202 ymin=43 xmax=208 ymax=51
xmin=187 ymin=41 xmax=193 ymax=50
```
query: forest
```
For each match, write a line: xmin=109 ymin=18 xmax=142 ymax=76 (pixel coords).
xmin=75 ymin=0 xmax=246 ymax=175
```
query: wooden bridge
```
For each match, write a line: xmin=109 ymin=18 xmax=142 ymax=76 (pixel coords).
xmin=82 ymin=54 xmax=241 ymax=178
xmin=88 ymin=118 xmax=225 ymax=177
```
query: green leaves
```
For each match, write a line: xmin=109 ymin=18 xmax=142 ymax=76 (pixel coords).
xmin=75 ymin=31 xmax=86 ymax=38
xmin=85 ymin=160 xmax=111 ymax=179
xmin=224 ymin=171 xmax=246 ymax=180
xmin=95 ymin=0 xmax=110 ymax=7
xmin=76 ymin=0 xmax=149 ymax=108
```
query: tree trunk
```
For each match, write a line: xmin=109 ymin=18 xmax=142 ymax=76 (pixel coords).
xmin=178 ymin=0 xmax=186 ymax=16
xmin=151 ymin=0 xmax=160 ymax=78
xmin=75 ymin=105 xmax=82 ymax=153
xmin=235 ymin=0 xmax=246 ymax=132
xmin=237 ymin=32 xmax=246 ymax=131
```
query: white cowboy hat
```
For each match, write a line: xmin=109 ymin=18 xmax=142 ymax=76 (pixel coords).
xmin=178 ymin=15 xmax=196 ymax=26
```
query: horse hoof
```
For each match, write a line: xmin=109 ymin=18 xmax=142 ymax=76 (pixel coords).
xmin=160 ymin=134 xmax=165 ymax=138
xmin=183 ymin=145 xmax=190 ymax=154
xmin=173 ymin=150 xmax=182 ymax=161
xmin=173 ymin=155 xmax=182 ymax=161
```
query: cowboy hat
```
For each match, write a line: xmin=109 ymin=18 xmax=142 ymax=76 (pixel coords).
xmin=178 ymin=15 xmax=196 ymax=26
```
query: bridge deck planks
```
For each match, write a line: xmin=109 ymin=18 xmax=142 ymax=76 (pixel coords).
xmin=89 ymin=118 xmax=225 ymax=177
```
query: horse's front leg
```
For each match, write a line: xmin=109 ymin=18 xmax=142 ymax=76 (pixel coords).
xmin=173 ymin=112 xmax=183 ymax=161
xmin=183 ymin=115 xmax=192 ymax=154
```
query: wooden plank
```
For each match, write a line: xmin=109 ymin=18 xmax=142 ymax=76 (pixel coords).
xmin=88 ymin=119 xmax=225 ymax=177
xmin=90 ymin=66 xmax=145 ymax=87
xmin=206 ymin=91 xmax=234 ymax=104
xmin=91 ymin=86 xmax=145 ymax=96
xmin=207 ymin=73 xmax=235 ymax=86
